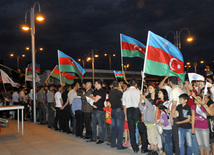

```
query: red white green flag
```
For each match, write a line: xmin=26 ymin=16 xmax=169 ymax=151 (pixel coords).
xmin=50 ymin=65 xmax=75 ymax=85
xmin=144 ymin=31 xmax=185 ymax=83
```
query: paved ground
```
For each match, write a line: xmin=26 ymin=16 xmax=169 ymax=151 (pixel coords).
xmin=0 ymin=120 xmax=144 ymax=155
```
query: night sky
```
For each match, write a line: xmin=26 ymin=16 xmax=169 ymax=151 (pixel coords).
xmin=0 ymin=0 xmax=214 ymax=73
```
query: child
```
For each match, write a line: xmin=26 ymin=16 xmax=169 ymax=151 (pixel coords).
xmin=123 ymin=121 xmax=131 ymax=146
xmin=158 ymin=102 xmax=173 ymax=155
xmin=103 ymin=99 xmax=112 ymax=144
xmin=172 ymin=93 xmax=192 ymax=155
xmin=139 ymin=95 xmax=158 ymax=154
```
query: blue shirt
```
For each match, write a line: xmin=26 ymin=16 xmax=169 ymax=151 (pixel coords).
xmin=71 ymin=96 xmax=82 ymax=114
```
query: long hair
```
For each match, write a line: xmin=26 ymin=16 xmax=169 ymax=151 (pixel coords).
xmin=157 ymin=100 xmax=169 ymax=119
xmin=158 ymin=89 xmax=168 ymax=101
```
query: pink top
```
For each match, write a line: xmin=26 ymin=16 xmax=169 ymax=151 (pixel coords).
xmin=191 ymin=105 xmax=209 ymax=129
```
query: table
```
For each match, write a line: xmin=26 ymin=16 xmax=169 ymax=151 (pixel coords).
xmin=0 ymin=105 xmax=24 ymax=135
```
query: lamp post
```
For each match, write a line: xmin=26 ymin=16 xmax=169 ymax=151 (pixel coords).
xmin=124 ymin=64 xmax=129 ymax=71
xmin=78 ymin=59 xmax=85 ymax=68
xmin=87 ymin=50 xmax=99 ymax=84
xmin=165 ymin=28 xmax=193 ymax=49
xmin=185 ymin=62 xmax=191 ymax=73
xmin=22 ymin=2 xmax=44 ymax=123
xmin=104 ymin=53 xmax=116 ymax=70
xmin=10 ymin=54 xmax=26 ymax=70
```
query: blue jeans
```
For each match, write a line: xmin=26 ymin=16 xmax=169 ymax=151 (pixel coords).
xmin=111 ymin=109 xmax=124 ymax=149
xmin=92 ymin=110 xmax=105 ymax=141
xmin=178 ymin=127 xmax=192 ymax=155
xmin=162 ymin=129 xmax=173 ymax=155
xmin=192 ymin=133 xmax=199 ymax=155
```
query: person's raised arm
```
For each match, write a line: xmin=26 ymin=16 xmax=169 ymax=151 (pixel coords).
xmin=158 ymin=76 xmax=169 ymax=89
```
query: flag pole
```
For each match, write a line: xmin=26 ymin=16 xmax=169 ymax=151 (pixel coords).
xmin=141 ymin=31 xmax=150 ymax=94
xmin=113 ymin=70 xmax=117 ymax=81
xmin=57 ymin=50 xmax=63 ymax=86
xmin=120 ymin=33 xmax=124 ymax=73
xmin=45 ymin=65 xmax=57 ymax=85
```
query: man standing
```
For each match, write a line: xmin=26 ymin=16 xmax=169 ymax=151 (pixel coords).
xmin=19 ymin=87 xmax=27 ymax=120
xmin=168 ymin=76 xmax=184 ymax=155
xmin=68 ymin=83 xmax=77 ymax=134
xmin=54 ymin=86 xmax=63 ymax=130
xmin=47 ymin=85 xmax=55 ymax=128
xmin=81 ymin=82 xmax=93 ymax=139
xmin=122 ymin=79 xmax=148 ymax=153
xmin=37 ymin=87 xmax=46 ymax=124
xmin=87 ymin=80 xmax=106 ymax=144
xmin=12 ymin=88 xmax=19 ymax=119
xmin=109 ymin=81 xmax=127 ymax=150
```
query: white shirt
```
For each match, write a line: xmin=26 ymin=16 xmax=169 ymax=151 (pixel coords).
xmin=122 ymin=86 xmax=141 ymax=108
xmin=169 ymin=85 xmax=184 ymax=110
xmin=165 ymin=85 xmax=172 ymax=97
xmin=68 ymin=89 xmax=77 ymax=104
xmin=12 ymin=92 xmax=19 ymax=103
xmin=19 ymin=90 xmax=27 ymax=103
xmin=55 ymin=92 xmax=62 ymax=108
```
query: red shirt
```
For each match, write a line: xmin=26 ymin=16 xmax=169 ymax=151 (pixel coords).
xmin=187 ymin=89 xmax=197 ymax=107
xmin=103 ymin=107 xmax=112 ymax=124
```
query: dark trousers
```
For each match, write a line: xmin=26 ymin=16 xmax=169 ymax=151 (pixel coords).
xmin=5 ymin=101 xmax=10 ymax=118
xmin=172 ymin=117 xmax=180 ymax=155
xmin=127 ymin=107 xmax=148 ymax=152
xmin=71 ymin=110 xmax=76 ymax=134
xmin=83 ymin=112 xmax=92 ymax=138
xmin=60 ymin=106 xmax=71 ymax=132
xmin=48 ymin=102 xmax=55 ymax=127
xmin=38 ymin=102 xmax=46 ymax=123
xmin=75 ymin=110 xmax=84 ymax=136
xmin=111 ymin=109 xmax=124 ymax=149
xmin=13 ymin=102 xmax=20 ymax=119
xmin=91 ymin=110 xmax=105 ymax=141
xmin=55 ymin=107 xmax=61 ymax=129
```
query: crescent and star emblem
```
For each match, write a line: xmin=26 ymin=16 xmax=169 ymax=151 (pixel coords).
xmin=169 ymin=58 xmax=181 ymax=71
xmin=134 ymin=45 xmax=142 ymax=51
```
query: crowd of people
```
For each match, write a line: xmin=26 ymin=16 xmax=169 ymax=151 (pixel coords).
xmin=0 ymin=74 xmax=214 ymax=155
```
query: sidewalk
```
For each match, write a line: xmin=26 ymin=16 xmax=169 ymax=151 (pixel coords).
xmin=0 ymin=120 xmax=139 ymax=155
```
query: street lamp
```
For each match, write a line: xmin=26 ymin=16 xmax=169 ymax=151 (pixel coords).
xmin=22 ymin=2 xmax=44 ymax=123
xmin=165 ymin=28 xmax=193 ymax=49
xmin=104 ymin=53 xmax=116 ymax=70
xmin=124 ymin=64 xmax=129 ymax=71
xmin=78 ymin=58 xmax=85 ymax=68
xmin=86 ymin=50 xmax=99 ymax=84
xmin=200 ymin=60 xmax=204 ymax=64
xmin=10 ymin=53 xmax=26 ymax=70
xmin=185 ymin=62 xmax=191 ymax=73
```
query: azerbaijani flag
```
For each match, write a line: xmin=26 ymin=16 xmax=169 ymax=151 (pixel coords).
xmin=113 ymin=70 xmax=124 ymax=78
xmin=0 ymin=74 xmax=2 ymax=82
xmin=26 ymin=63 xmax=40 ymax=75
xmin=58 ymin=50 xmax=85 ymax=81
xmin=50 ymin=65 xmax=75 ymax=85
xmin=121 ymin=34 xmax=146 ymax=59
xmin=144 ymin=31 xmax=185 ymax=83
